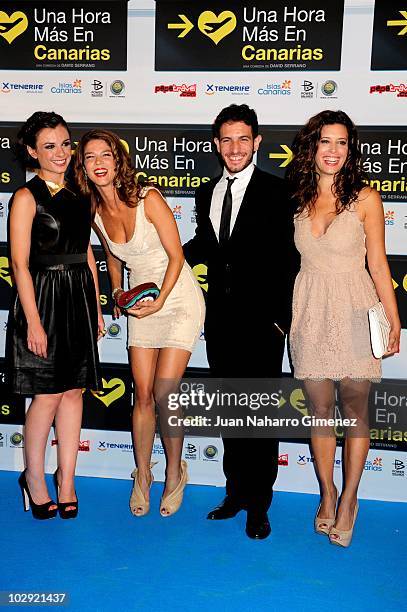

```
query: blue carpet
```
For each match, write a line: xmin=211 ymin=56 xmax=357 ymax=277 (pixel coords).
xmin=1 ymin=470 xmax=405 ymax=611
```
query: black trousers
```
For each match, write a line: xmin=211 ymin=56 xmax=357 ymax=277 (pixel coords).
xmin=206 ymin=325 xmax=285 ymax=515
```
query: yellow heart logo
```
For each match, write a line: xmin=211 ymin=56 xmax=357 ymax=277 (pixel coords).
xmin=91 ymin=378 xmax=125 ymax=407
xmin=0 ymin=256 xmax=12 ymax=287
xmin=198 ymin=11 xmax=237 ymax=45
xmin=193 ymin=263 xmax=208 ymax=292
xmin=0 ymin=11 xmax=28 ymax=44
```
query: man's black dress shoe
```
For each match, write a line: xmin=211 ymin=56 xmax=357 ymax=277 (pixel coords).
xmin=207 ymin=497 xmax=244 ymax=520
xmin=245 ymin=513 xmax=271 ymax=539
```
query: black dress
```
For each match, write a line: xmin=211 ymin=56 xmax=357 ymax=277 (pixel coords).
xmin=9 ymin=174 xmax=101 ymax=394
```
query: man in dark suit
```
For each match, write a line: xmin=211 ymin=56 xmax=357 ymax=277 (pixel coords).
xmin=184 ymin=104 xmax=297 ymax=539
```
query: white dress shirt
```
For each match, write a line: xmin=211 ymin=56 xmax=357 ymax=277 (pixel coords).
xmin=210 ymin=163 xmax=255 ymax=240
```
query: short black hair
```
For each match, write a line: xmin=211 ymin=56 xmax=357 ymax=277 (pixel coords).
xmin=212 ymin=104 xmax=259 ymax=139
xmin=16 ymin=111 xmax=70 ymax=169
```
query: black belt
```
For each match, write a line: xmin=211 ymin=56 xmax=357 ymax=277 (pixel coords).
xmin=31 ymin=253 xmax=87 ymax=269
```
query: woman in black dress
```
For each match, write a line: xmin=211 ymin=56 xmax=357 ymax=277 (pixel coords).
xmin=9 ymin=112 xmax=103 ymax=519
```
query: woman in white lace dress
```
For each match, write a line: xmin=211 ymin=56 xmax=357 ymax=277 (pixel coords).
xmin=288 ymin=111 xmax=400 ymax=546
xmin=75 ymin=130 xmax=205 ymax=518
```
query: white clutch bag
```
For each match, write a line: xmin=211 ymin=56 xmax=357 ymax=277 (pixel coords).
xmin=368 ymin=302 xmax=390 ymax=359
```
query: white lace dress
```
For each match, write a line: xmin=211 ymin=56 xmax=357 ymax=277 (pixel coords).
xmin=289 ymin=206 xmax=381 ymax=381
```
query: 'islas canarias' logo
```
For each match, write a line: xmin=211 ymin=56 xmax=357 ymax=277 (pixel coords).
xmin=0 ymin=11 xmax=28 ymax=44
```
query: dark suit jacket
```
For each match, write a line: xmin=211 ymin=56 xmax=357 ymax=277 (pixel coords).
xmin=184 ymin=166 xmax=299 ymax=364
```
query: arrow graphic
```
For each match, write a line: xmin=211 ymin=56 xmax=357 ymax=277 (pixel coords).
xmin=168 ymin=14 xmax=194 ymax=38
xmin=268 ymin=144 xmax=293 ymax=168
xmin=387 ymin=10 xmax=407 ymax=35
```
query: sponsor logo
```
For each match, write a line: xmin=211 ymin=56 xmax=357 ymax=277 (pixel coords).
xmin=392 ymin=458 xmax=405 ymax=477
xmin=258 ymin=80 xmax=292 ymax=96
xmin=152 ymin=442 xmax=165 ymax=455
xmin=172 ymin=205 xmax=182 ymax=220
xmin=203 ymin=444 xmax=218 ymax=460
xmin=107 ymin=322 xmax=121 ymax=338
xmin=51 ymin=439 xmax=90 ymax=451
xmin=384 ymin=210 xmax=395 ymax=226
xmin=370 ymin=83 xmax=407 ymax=98
xmin=97 ymin=440 xmax=133 ymax=453
xmin=190 ymin=206 xmax=197 ymax=223
xmin=154 ymin=84 xmax=197 ymax=98
xmin=110 ymin=79 xmax=125 ymax=96
xmin=321 ymin=79 xmax=337 ymax=97
xmin=297 ymin=453 xmax=341 ymax=468
xmin=278 ymin=453 xmax=288 ymax=466
xmin=1 ymin=82 xmax=43 ymax=93
xmin=91 ymin=79 xmax=104 ymax=97
xmin=10 ymin=431 xmax=24 ymax=447
xmin=199 ymin=330 xmax=205 ymax=341
xmin=50 ymin=79 xmax=82 ymax=94
xmin=0 ymin=10 xmax=29 ymax=44
xmin=184 ymin=442 xmax=198 ymax=460
xmin=364 ymin=456 xmax=383 ymax=472
xmin=205 ymin=83 xmax=251 ymax=95
xmin=98 ymin=440 xmax=133 ymax=452
xmin=0 ymin=432 xmax=4 ymax=447
xmin=301 ymin=79 xmax=315 ymax=99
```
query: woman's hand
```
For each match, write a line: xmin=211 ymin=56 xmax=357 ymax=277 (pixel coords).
xmin=386 ymin=324 xmax=401 ymax=355
xmin=27 ymin=321 xmax=47 ymax=358
xmin=112 ymin=289 xmax=124 ymax=320
xmin=127 ymin=297 xmax=164 ymax=319
xmin=97 ymin=312 xmax=106 ymax=341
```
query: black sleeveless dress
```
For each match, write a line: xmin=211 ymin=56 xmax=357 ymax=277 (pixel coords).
xmin=9 ymin=174 xmax=101 ymax=394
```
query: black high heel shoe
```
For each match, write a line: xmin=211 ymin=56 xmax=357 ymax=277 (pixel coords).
xmin=18 ymin=470 xmax=57 ymax=520
xmin=53 ymin=470 xmax=78 ymax=519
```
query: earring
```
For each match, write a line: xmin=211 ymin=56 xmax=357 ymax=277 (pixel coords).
xmin=114 ymin=178 xmax=122 ymax=188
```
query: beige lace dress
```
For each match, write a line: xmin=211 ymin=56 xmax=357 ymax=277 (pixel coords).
xmin=289 ymin=206 xmax=381 ymax=381
xmin=94 ymin=188 xmax=205 ymax=351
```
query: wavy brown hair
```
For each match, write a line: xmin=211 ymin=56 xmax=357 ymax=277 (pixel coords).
xmin=286 ymin=110 xmax=368 ymax=216
xmin=74 ymin=129 xmax=145 ymax=214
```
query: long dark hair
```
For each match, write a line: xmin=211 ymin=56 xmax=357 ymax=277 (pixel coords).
xmin=16 ymin=111 xmax=70 ymax=169
xmin=286 ymin=110 xmax=368 ymax=216
xmin=74 ymin=129 xmax=145 ymax=215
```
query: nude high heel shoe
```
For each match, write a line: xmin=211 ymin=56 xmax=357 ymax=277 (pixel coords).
xmin=130 ymin=462 xmax=157 ymax=517
xmin=315 ymin=488 xmax=338 ymax=535
xmin=329 ymin=501 xmax=359 ymax=547
xmin=160 ymin=460 xmax=188 ymax=517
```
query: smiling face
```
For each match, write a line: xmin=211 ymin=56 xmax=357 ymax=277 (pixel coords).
xmin=214 ymin=120 xmax=262 ymax=175
xmin=83 ymin=139 xmax=116 ymax=187
xmin=315 ymin=123 xmax=349 ymax=177
xmin=27 ymin=124 xmax=71 ymax=182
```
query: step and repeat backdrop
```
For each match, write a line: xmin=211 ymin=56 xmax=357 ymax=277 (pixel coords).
xmin=0 ymin=0 xmax=406 ymax=500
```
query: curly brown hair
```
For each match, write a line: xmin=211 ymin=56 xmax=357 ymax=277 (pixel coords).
xmin=74 ymin=129 xmax=145 ymax=214
xmin=286 ymin=110 xmax=368 ymax=216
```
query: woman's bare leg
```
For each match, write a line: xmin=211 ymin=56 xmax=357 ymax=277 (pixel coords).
xmin=304 ymin=379 xmax=338 ymax=520
xmin=153 ymin=347 xmax=191 ymax=514
xmin=54 ymin=387 xmax=83 ymax=510
xmin=129 ymin=347 xmax=159 ymax=512
xmin=24 ymin=393 xmax=61 ymax=509
xmin=335 ymin=378 xmax=371 ymax=530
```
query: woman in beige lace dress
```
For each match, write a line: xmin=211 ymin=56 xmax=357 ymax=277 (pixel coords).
xmin=288 ymin=111 xmax=400 ymax=546
xmin=75 ymin=130 xmax=205 ymax=518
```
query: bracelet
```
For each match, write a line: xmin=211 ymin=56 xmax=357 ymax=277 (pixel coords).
xmin=111 ymin=287 xmax=123 ymax=300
